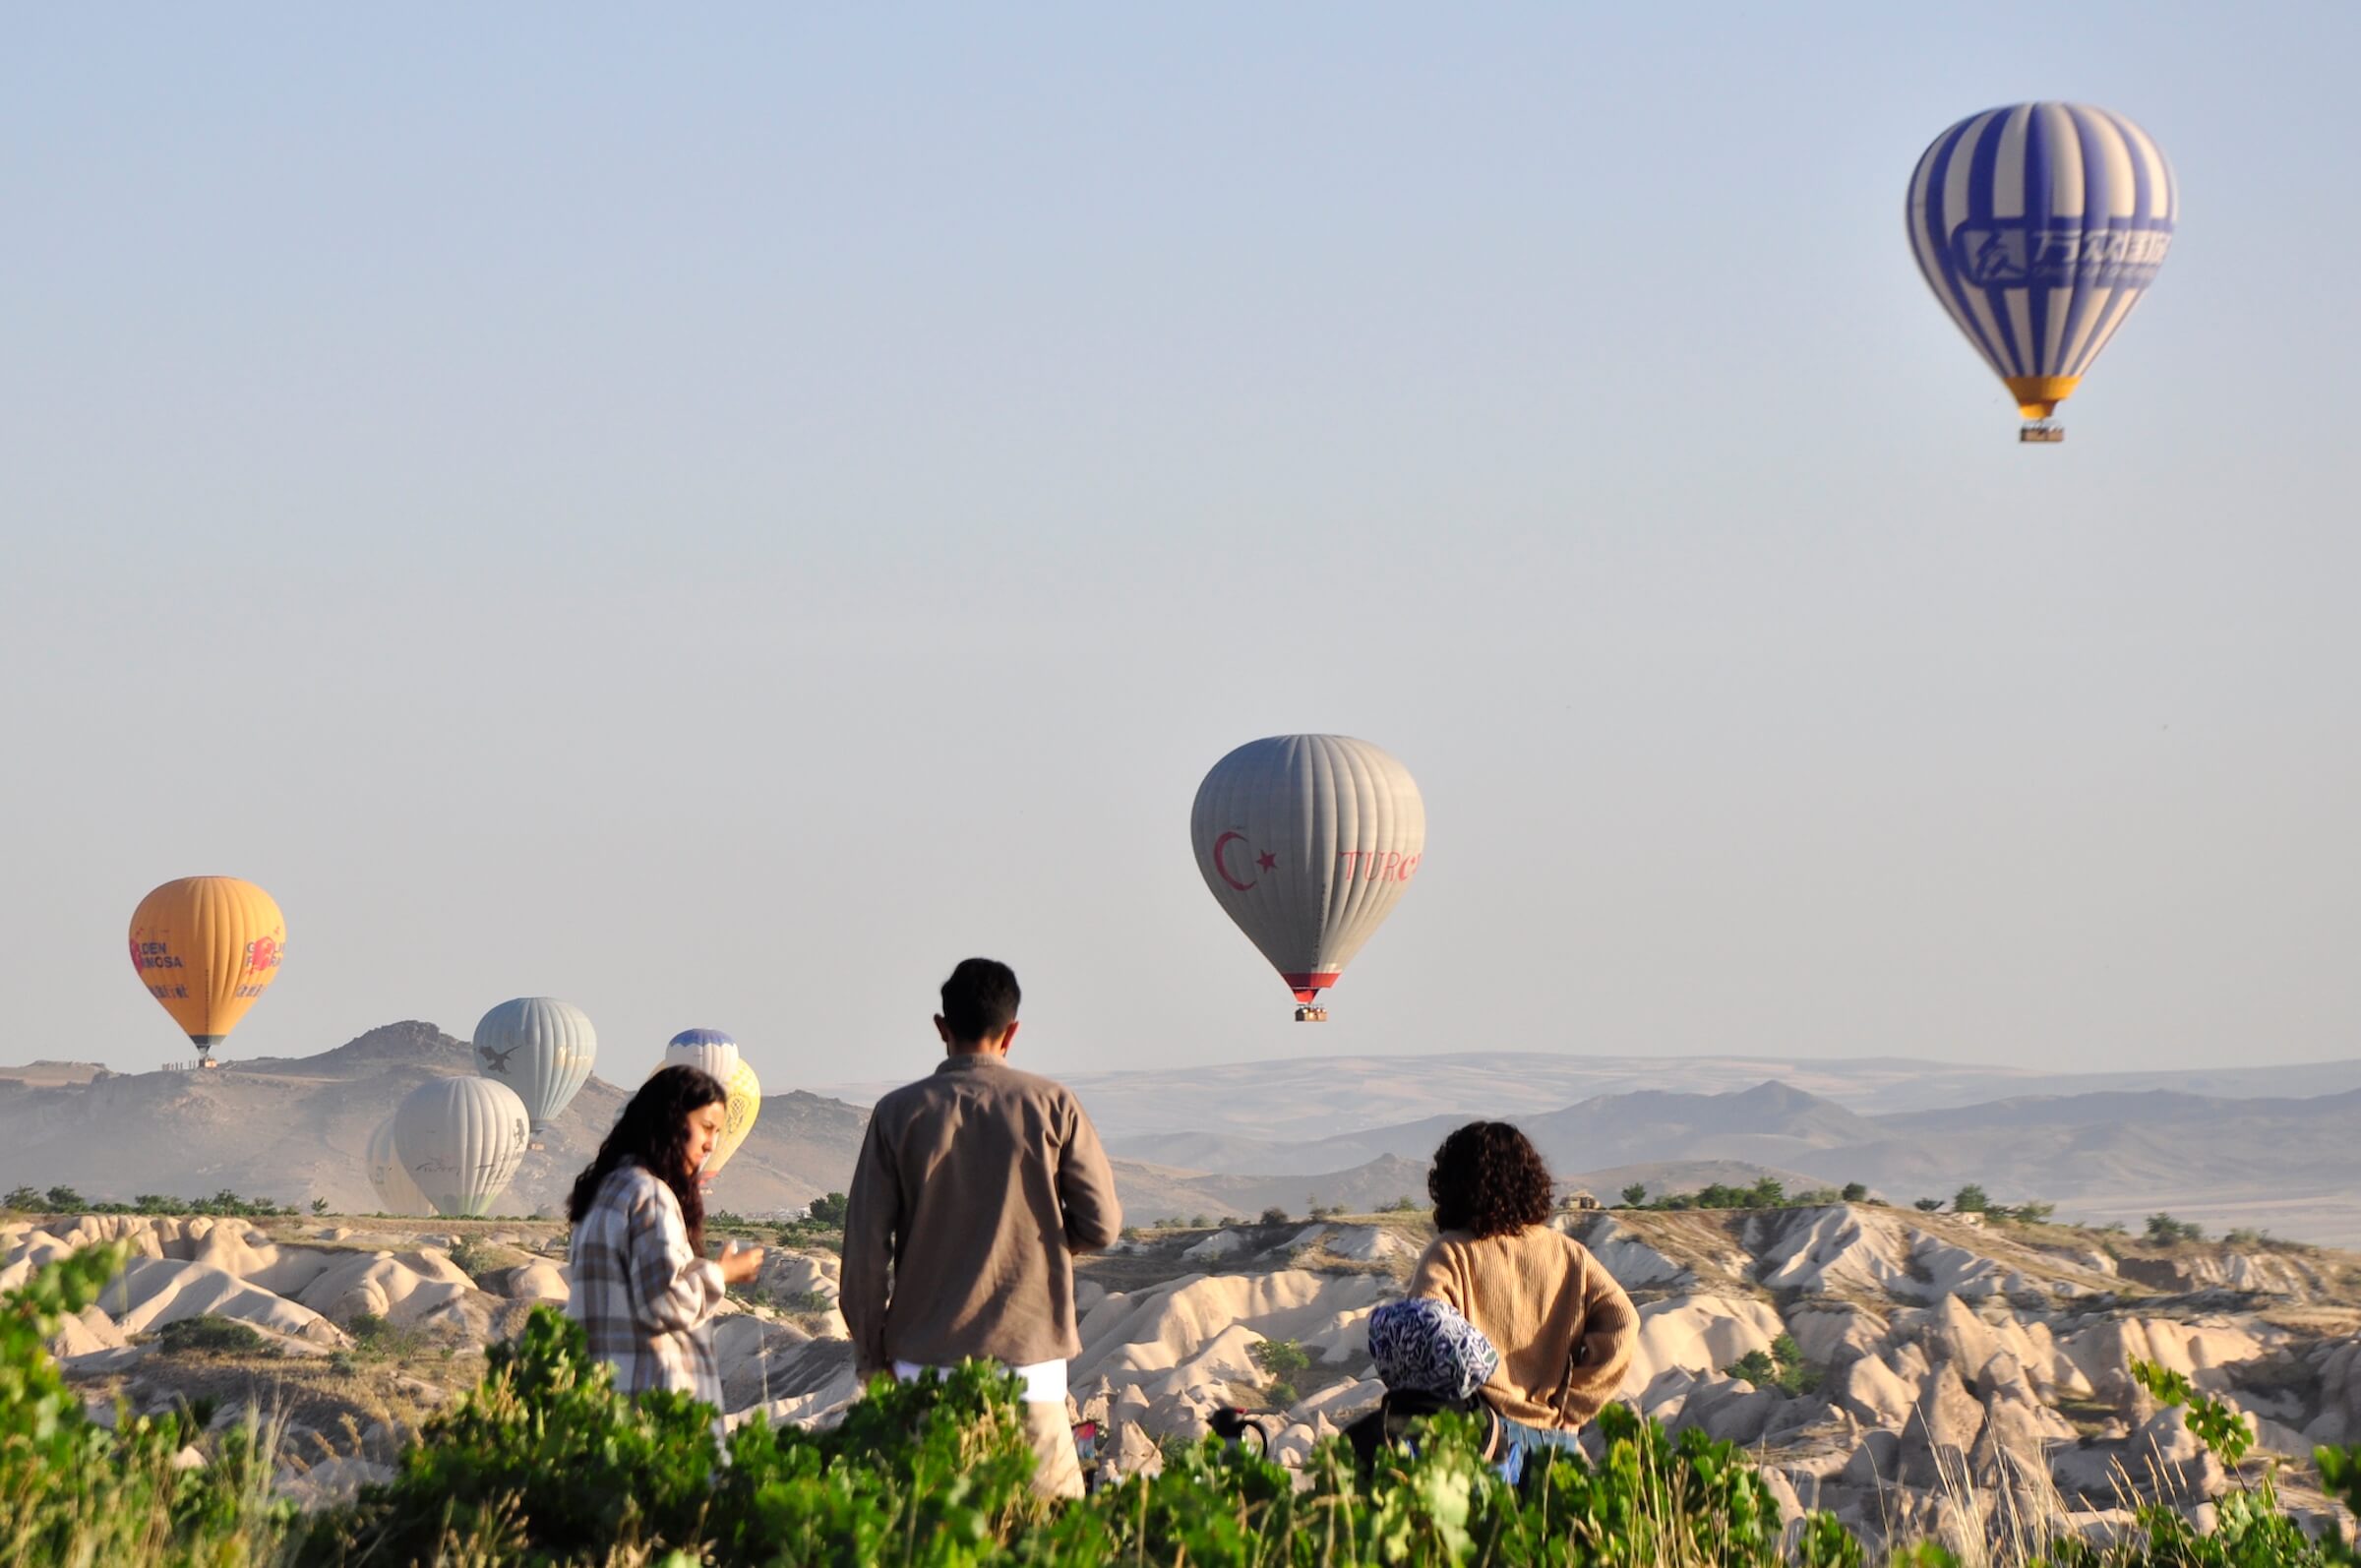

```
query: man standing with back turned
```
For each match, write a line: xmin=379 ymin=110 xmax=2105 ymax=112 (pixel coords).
xmin=841 ymin=957 xmax=1122 ymax=1498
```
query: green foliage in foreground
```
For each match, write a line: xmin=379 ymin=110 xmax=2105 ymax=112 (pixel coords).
xmin=2115 ymin=1357 xmax=2339 ymax=1568
xmin=292 ymin=1308 xmax=2361 ymax=1567
xmin=297 ymin=1310 xmax=1843 ymax=1566
xmin=9 ymin=1246 xmax=2361 ymax=1566
xmin=1 ymin=1242 xmax=291 ymax=1567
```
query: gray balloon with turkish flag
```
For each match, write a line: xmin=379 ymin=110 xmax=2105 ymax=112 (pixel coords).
xmin=1190 ymin=734 xmax=1426 ymax=1021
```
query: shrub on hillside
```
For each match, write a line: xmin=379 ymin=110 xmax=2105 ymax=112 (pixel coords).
xmin=155 ymin=1313 xmax=272 ymax=1357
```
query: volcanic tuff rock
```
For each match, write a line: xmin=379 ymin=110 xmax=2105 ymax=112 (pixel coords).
xmin=13 ymin=1199 xmax=2359 ymax=1549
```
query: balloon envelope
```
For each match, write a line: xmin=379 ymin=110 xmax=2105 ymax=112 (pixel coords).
xmin=663 ymin=1028 xmax=740 ymax=1088
xmin=392 ymin=1077 xmax=529 ymax=1219
xmin=706 ymin=1059 xmax=762 ymax=1179
xmin=1190 ymin=735 xmax=1426 ymax=1011
xmin=473 ymin=997 xmax=596 ymax=1136
xmin=1907 ymin=102 xmax=2176 ymax=420
xmin=367 ymin=1116 xmax=429 ymax=1217
xmin=127 ymin=877 xmax=286 ymax=1060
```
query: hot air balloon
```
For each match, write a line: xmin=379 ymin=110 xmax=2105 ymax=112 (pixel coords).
xmin=663 ymin=1028 xmax=740 ymax=1086
xmin=472 ymin=996 xmax=596 ymax=1141
xmin=367 ymin=1115 xmax=429 ymax=1216
xmin=127 ymin=876 xmax=287 ymax=1063
xmin=1190 ymin=735 xmax=1426 ymax=1022
xmin=1907 ymin=102 xmax=2175 ymax=442
xmin=705 ymin=1058 xmax=762 ymax=1180
xmin=392 ymin=1076 xmax=529 ymax=1219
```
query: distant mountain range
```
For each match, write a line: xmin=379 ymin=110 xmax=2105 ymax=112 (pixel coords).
xmin=8 ymin=1030 xmax=2361 ymax=1246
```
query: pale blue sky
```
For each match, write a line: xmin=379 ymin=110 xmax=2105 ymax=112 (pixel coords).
xmin=4 ymin=4 xmax=2355 ymax=1085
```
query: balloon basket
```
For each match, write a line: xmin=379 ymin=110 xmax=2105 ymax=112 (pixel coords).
xmin=1293 ymin=1005 xmax=1329 ymax=1023
xmin=2019 ymin=422 xmax=2065 ymax=445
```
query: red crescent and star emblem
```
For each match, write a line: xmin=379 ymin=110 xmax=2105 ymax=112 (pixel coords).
xmin=1212 ymin=830 xmax=1258 ymax=891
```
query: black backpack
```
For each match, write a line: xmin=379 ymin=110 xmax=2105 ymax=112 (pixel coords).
xmin=1340 ymin=1387 xmax=1502 ymax=1479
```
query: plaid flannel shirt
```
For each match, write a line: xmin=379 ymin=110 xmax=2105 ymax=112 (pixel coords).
xmin=567 ymin=1161 xmax=725 ymax=1409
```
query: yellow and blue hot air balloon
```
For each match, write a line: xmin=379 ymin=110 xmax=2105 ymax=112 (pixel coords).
xmin=659 ymin=1030 xmax=760 ymax=1179
xmin=710 ymin=1058 xmax=761 ymax=1180
xmin=127 ymin=876 xmax=287 ymax=1063
xmin=1907 ymin=102 xmax=2176 ymax=440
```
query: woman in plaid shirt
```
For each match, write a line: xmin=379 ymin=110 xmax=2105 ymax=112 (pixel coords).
xmin=565 ymin=1064 xmax=765 ymax=1407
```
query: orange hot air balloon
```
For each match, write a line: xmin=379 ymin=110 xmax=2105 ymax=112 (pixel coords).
xmin=127 ymin=877 xmax=287 ymax=1062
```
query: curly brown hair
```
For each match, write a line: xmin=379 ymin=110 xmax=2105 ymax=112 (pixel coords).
xmin=1427 ymin=1120 xmax=1554 ymax=1237
xmin=567 ymin=1064 xmax=728 ymax=1257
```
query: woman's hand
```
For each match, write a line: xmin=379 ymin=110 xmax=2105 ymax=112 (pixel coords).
xmin=718 ymin=1239 xmax=766 ymax=1286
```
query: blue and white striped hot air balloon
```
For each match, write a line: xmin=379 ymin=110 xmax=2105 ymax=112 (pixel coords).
xmin=1907 ymin=103 xmax=2175 ymax=436
xmin=663 ymin=1027 xmax=740 ymax=1086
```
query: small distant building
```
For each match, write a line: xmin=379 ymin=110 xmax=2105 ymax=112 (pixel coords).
xmin=1562 ymin=1188 xmax=1602 ymax=1212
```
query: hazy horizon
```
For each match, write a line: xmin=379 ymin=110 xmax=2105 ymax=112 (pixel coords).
xmin=6 ymin=5 xmax=2356 ymax=1084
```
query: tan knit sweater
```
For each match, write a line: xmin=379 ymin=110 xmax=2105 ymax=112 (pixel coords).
xmin=1406 ymin=1225 xmax=1638 ymax=1429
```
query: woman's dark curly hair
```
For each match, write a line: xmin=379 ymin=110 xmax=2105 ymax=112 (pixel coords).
xmin=1427 ymin=1120 xmax=1555 ymax=1237
xmin=568 ymin=1064 xmax=728 ymax=1256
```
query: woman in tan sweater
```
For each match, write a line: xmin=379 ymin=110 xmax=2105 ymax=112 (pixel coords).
xmin=1406 ymin=1121 xmax=1639 ymax=1461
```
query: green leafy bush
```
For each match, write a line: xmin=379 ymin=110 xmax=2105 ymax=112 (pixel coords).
xmin=154 ymin=1312 xmax=271 ymax=1357
xmin=1250 ymin=1338 xmax=1311 ymax=1378
xmin=2148 ymin=1212 xmax=2208 ymax=1244
xmin=0 ymin=1243 xmax=293 ymax=1565
xmin=1723 ymin=1334 xmax=1822 ymax=1397
xmin=2118 ymin=1357 xmax=2344 ymax=1567
xmin=295 ymin=1305 xmax=1859 ymax=1565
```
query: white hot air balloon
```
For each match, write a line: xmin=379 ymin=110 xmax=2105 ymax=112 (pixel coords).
xmin=473 ymin=996 xmax=597 ymax=1140
xmin=1190 ymin=734 xmax=1426 ymax=1021
xmin=392 ymin=1077 xmax=530 ymax=1219
xmin=367 ymin=1115 xmax=429 ymax=1217
xmin=663 ymin=1028 xmax=740 ymax=1086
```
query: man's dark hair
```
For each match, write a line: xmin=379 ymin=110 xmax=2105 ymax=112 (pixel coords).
xmin=939 ymin=957 xmax=1021 ymax=1044
xmin=567 ymin=1063 xmax=728 ymax=1256
xmin=1427 ymin=1120 xmax=1554 ymax=1238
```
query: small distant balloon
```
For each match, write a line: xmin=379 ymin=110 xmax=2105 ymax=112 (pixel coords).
xmin=472 ymin=997 xmax=596 ymax=1137
xmin=1190 ymin=735 xmax=1426 ymax=1020
xmin=127 ymin=877 xmax=286 ymax=1062
xmin=1907 ymin=102 xmax=2176 ymax=430
xmin=392 ymin=1077 xmax=529 ymax=1219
